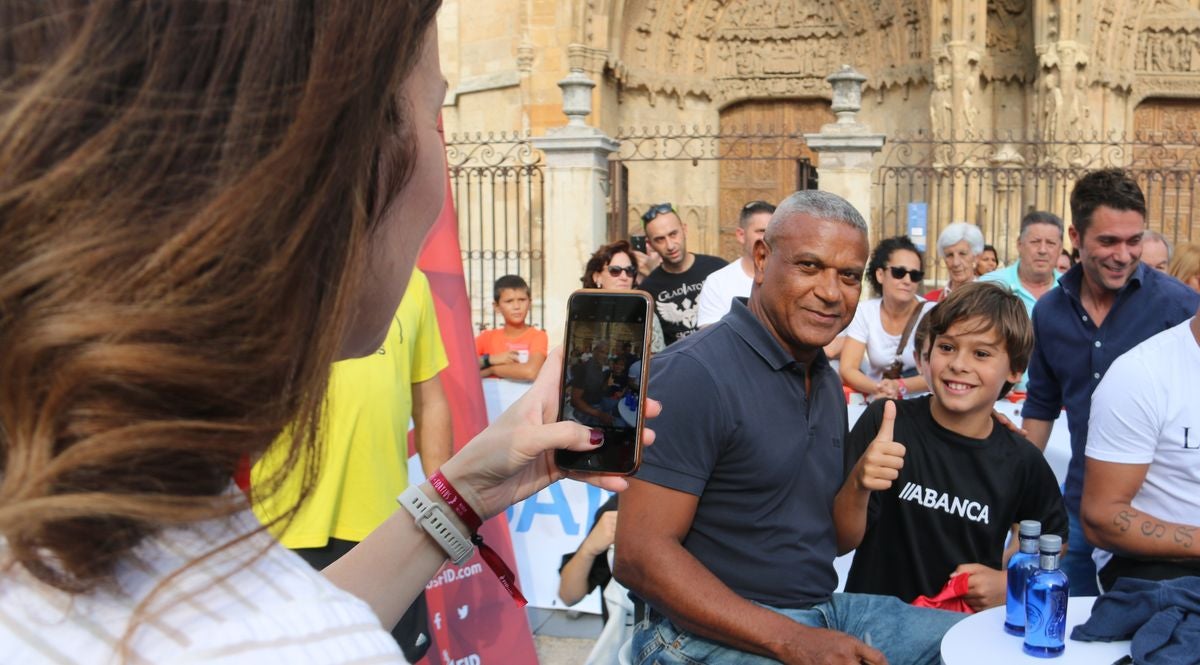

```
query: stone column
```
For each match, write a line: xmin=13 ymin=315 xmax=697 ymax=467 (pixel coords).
xmin=805 ymin=65 xmax=886 ymax=242
xmin=531 ymin=45 xmax=618 ymax=344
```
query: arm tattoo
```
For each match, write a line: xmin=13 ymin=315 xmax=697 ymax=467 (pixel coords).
xmin=1114 ymin=510 xmax=1136 ymax=533
xmin=1174 ymin=526 xmax=1196 ymax=549
xmin=1140 ymin=521 xmax=1167 ymax=539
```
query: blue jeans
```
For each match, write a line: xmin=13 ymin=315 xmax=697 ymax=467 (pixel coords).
xmin=632 ymin=593 xmax=963 ymax=665
xmin=1063 ymin=508 xmax=1099 ymax=596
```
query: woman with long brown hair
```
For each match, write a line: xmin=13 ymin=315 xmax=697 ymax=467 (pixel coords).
xmin=0 ymin=2 xmax=655 ymax=661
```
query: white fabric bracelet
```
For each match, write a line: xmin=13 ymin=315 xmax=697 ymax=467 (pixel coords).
xmin=397 ymin=485 xmax=474 ymax=566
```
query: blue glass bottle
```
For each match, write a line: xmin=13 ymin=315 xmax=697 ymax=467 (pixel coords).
xmin=1005 ymin=520 xmax=1042 ymax=635
xmin=1024 ymin=534 xmax=1069 ymax=658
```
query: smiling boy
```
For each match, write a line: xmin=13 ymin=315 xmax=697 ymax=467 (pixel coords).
xmin=834 ymin=282 xmax=1067 ymax=611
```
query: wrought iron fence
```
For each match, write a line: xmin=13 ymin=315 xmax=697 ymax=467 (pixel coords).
xmin=608 ymin=125 xmax=819 ymax=253
xmin=875 ymin=131 xmax=1200 ymax=287
xmin=445 ymin=132 xmax=545 ymax=332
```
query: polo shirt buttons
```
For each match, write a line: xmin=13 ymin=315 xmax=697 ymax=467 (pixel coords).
xmin=1082 ymin=315 xmax=1088 ymax=321
xmin=1093 ymin=372 xmax=1101 ymax=379
xmin=1094 ymin=340 xmax=1102 ymax=347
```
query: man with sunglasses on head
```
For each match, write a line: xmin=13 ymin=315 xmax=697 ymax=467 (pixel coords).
xmin=638 ymin=203 xmax=727 ymax=345
xmin=697 ymin=200 xmax=776 ymax=327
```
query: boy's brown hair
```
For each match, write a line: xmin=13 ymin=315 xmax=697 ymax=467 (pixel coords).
xmin=925 ymin=281 xmax=1033 ymax=399
xmin=913 ymin=310 xmax=934 ymax=364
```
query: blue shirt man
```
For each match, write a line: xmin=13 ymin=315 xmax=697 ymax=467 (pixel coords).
xmin=979 ymin=211 xmax=1064 ymax=391
xmin=978 ymin=260 xmax=1062 ymax=317
xmin=1022 ymin=169 xmax=1200 ymax=596
xmin=614 ymin=191 xmax=960 ymax=665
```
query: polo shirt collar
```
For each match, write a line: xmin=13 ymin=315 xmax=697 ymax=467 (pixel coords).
xmin=725 ymin=298 xmax=829 ymax=374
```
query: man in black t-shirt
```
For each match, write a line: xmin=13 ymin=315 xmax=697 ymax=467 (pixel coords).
xmin=637 ymin=203 xmax=726 ymax=345
xmin=834 ymin=282 xmax=1067 ymax=611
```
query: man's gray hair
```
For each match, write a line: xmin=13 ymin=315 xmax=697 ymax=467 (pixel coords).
xmin=1143 ymin=229 xmax=1172 ymax=259
xmin=765 ymin=190 xmax=868 ymax=245
xmin=1019 ymin=210 xmax=1064 ymax=240
xmin=936 ymin=222 xmax=985 ymax=255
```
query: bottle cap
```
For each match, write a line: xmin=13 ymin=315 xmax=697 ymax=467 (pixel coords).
xmin=1019 ymin=520 xmax=1041 ymax=537
xmin=1039 ymin=534 xmax=1062 ymax=554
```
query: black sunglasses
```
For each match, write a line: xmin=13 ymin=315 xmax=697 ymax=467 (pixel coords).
xmin=640 ymin=203 xmax=677 ymax=224
xmin=887 ymin=266 xmax=925 ymax=282
xmin=606 ymin=265 xmax=637 ymax=277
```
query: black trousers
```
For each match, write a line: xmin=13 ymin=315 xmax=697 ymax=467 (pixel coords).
xmin=295 ymin=537 xmax=431 ymax=663
xmin=1098 ymin=553 xmax=1200 ymax=592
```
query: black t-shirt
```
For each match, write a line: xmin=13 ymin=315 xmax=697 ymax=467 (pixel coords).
xmin=639 ymin=254 xmax=726 ymax=345
xmin=843 ymin=396 xmax=1068 ymax=603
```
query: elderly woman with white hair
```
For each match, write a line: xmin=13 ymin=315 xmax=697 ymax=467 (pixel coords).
xmin=923 ymin=222 xmax=985 ymax=302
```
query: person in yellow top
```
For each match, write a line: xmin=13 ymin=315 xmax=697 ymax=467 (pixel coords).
xmin=253 ymin=267 xmax=451 ymax=660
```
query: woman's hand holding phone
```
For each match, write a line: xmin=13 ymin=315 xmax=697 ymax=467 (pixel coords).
xmin=439 ymin=346 xmax=660 ymax=522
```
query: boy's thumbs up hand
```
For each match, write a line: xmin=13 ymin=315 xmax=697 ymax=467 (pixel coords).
xmin=854 ymin=400 xmax=906 ymax=492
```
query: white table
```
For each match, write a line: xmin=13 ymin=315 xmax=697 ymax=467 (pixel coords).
xmin=940 ymin=597 xmax=1129 ymax=664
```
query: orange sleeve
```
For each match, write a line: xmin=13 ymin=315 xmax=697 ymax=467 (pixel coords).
xmin=530 ymin=328 xmax=549 ymax=355
xmin=475 ymin=329 xmax=492 ymax=356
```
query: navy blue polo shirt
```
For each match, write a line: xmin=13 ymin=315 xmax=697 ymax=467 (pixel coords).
xmin=636 ymin=299 xmax=846 ymax=608
xmin=1023 ymin=262 xmax=1199 ymax=514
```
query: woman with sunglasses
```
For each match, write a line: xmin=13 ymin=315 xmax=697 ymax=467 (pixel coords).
xmin=581 ymin=240 xmax=666 ymax=353
xmin=840 ymin=236 xmax=936 ymax=401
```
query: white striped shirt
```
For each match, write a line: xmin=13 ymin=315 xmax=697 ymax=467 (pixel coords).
xmin=0 ymin=508 xmax=406 ymax=664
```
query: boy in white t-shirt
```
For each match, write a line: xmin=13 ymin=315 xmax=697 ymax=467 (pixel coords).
xmin=1082 ymin=307 xmax=1200 ymax=590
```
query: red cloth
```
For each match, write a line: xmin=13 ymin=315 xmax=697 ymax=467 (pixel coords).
xmin=923 ymin=288 xmax=945 ymax=302
xmin=410 ymin=116 xmax=538 ymax=664
xmin=911 ymin=573 xmax=976 ymax=614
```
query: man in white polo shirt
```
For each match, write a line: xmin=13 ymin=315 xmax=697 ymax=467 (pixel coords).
xmin=696 ymin=200 xmax=774 ymax=327
xmin=1081 ymin=303 xmax=1200 ymax=591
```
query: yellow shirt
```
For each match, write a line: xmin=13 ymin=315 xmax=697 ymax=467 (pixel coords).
xmin=252 ymin=269 xmax=448 ymax=547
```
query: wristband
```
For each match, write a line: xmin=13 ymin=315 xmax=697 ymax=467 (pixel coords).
xmin=481 ymin=353 xmax=491 ymax=369
xmin=897 ymin=378 xmax=908 ymax=399
xmin=397 ymin=485 xmax=474 ymax=565
xmin=428 ymin=471 xmax=527 ymax=606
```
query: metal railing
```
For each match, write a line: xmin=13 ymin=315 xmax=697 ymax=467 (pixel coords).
xmin=445 ymin=132 xmax=546 ymax=332
xmin=875 ymin=131 xmax=1200 ymax=286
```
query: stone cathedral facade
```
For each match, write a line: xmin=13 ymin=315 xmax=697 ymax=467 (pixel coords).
xmin=439 ymin=0 xmax=1200 ymax=261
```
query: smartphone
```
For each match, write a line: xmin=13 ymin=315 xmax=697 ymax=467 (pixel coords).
xmin=555 ymin=289 xmax=653 ymax=475
xmin=630 ymin=235 xmax=647 ymax=254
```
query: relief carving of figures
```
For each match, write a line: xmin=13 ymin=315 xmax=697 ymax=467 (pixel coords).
xmin=987 ymin=0 xmax=1029 ymax=54
xmin=905 ymin=5 xmax=923 ymax=59
xmin=1068 ymin=67 xmax=1089 ymax=133
xmin=739 ymin=0 xmax=776 ymax=28
xmin=931 ymin=73 xmax=953 ymax=139
xmin=1137 ymin=30 xmax=1200 ymax=72
xmin=1041 ymin=69 xmax=1063 ymax=140
xmin=959 ymin=56 xmax=981 ymax=137
xmin=735 ymin=40 xmax=758 ymax=75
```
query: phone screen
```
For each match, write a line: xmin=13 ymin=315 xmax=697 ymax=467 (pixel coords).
xmin=555 ymin=290 xmax=652 ymax=475
xmin=630 ymin=235 xmax=647 ymax=254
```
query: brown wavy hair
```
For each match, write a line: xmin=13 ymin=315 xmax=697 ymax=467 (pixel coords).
xmin=0 ymin=0 xmax=441 ymax=594
xmin=582 ymin=240 xmax=638 ymax=288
